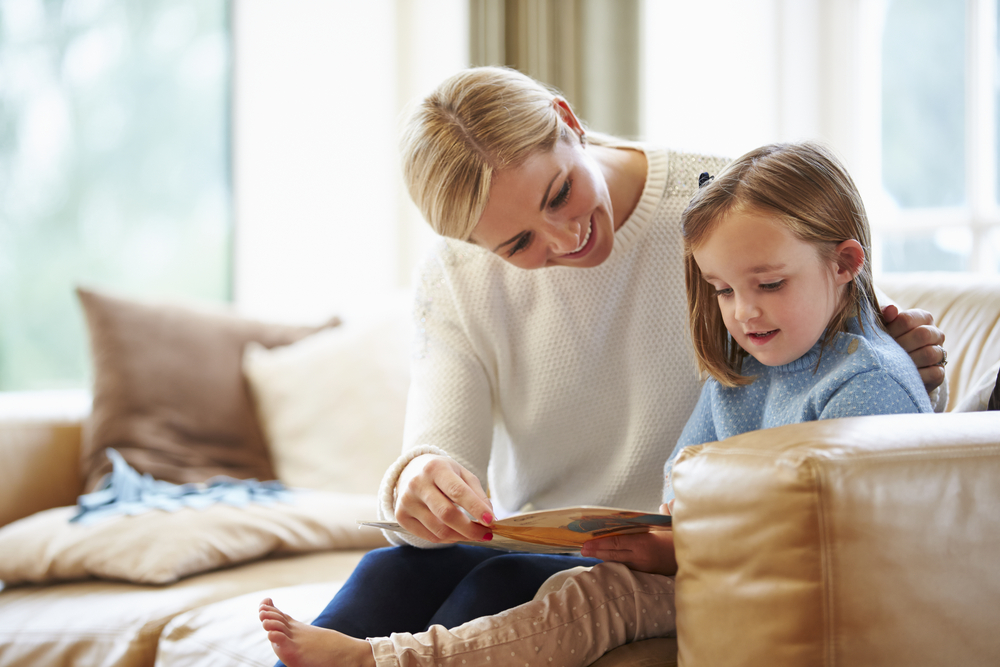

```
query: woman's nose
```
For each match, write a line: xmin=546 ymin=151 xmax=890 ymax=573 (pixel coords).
xmin=544 ymin=219 xmax=582 ymax=255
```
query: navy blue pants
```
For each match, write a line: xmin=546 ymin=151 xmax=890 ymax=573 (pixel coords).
xmin=274 ymin=545 xmax=599 ymax=666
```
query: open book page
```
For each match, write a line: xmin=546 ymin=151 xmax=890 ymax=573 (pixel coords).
xmin=359 ymin=506 xmax=672 ymax=555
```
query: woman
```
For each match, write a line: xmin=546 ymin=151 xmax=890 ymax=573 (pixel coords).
xmin=284 ymin=66 xmax=947 ymax=650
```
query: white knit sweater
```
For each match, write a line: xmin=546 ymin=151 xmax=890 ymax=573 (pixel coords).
xmin=378 ymin=146 xmax=730 ymax=547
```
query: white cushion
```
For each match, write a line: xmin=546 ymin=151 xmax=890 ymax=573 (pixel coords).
xmin=243 ymin=302 xmax=411 ymax=495
xmin=0 ymin=491 xmax=387 ymax=585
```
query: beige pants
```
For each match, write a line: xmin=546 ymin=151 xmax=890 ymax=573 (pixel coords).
xmin=368 ymin=562 xmax=676 ymax=667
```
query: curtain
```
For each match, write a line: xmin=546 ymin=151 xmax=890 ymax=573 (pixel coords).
xmin=469 ymin=0 xmax=641 ymax=140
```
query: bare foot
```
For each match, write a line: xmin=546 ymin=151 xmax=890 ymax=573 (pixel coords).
xmin=258 ymin=598 xmax=376 ymax=667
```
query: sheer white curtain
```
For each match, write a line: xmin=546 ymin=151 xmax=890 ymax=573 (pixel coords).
xmin=233 ymin=0 xmax=467 ymax=325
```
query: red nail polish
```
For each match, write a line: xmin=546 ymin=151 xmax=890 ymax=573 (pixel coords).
xmin=482 ymin=512 xmax=494 ymax=524
xmin=482 ymin=532 xmax=493 ymax=541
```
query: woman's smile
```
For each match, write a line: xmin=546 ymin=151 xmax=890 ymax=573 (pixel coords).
xmin=563 ymin=217 xmax=594 ymax=257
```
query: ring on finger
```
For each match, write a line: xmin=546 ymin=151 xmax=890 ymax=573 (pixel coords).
xmin=938 ymin=346 xmax=948 ymax=367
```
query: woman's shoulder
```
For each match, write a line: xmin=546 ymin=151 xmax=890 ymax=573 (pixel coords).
xmin=656 ymin=148 xmax=731 ymax=201
xmin=417 ymin=237 xmax=499 ymax=279
xmin=414 ymin=237 xmax=548 ymax=312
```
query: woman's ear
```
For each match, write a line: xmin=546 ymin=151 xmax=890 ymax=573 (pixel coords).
xmin=552 ymin=98 xmax=585 ymax=140
xmin=833 ymin=239 xmax=865 ymax=285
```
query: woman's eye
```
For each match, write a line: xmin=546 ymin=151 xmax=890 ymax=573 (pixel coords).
xmin=714 ymin=288 xmax=733 ymax=298
xmin=507 ymin=233 xmax=532 ymax=257
xmin=550 ymin=179 xmax=572 ymax=208
xmin=760 ymin=281 xmax=784 ymax=291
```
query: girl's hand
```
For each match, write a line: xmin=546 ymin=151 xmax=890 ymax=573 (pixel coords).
xmin=580 ymin=503 xmax=677 ymax=576
xmin=394 ymin=454 xmax=495 ymax=544
xmin=882 ymin=304 xmax=947 ymax=392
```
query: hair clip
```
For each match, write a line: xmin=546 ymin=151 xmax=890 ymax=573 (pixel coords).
xmin=698 ymin=172 xmax=714 ymax=188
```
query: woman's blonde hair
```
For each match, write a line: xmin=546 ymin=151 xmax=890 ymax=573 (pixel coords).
xmin=400 ymin=66 xmax=602 ymax=241
xmin=681 ymin=141 xmax=884 ymax=387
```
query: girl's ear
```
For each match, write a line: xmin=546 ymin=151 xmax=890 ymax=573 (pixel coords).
xmin=552 ymin=98 xmax=585 ymax=140
xmin=833 ymin=239 xmax=865 ymax=286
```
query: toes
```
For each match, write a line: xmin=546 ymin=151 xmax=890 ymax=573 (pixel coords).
xmin=266 ymin=629 xmax=290 ymax=647
xmin=260 ymin=610 xmax=286 ymax=624
xmin=260 ymin=611 xmax=290 ymax=628
xmin=262 ymin=618 xmax=291 ymax=634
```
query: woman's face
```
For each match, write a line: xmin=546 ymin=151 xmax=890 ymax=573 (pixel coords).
xmin=469 ymin=136 xmax=615 ymax=270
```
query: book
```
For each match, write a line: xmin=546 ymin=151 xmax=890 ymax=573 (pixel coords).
xmin=358 ymin=506 xmax=672 ymax=555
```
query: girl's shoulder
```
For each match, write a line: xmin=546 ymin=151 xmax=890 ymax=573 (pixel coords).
xmin=821 ymin=329 xmax=933 ymax=413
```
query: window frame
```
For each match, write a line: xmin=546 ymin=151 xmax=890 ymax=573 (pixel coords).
xmin=864 ymin=0 xmax=1000 ymax=274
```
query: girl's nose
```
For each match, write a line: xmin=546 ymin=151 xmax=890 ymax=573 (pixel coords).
xmin=734 ymin=294 xmax=761 ymax=322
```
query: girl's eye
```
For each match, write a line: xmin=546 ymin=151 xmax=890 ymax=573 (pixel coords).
xmin=549 ymin=179 xmax=572 ymax=208
xmin=507 ymin=233 xmax=532 ymax=257
xmin=714 ymin=288 xmax=733 ymax=298
xmin=760 ymin=280 xmax=784 ymax=291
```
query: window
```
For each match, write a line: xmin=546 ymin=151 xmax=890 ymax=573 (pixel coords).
xmin=0 ymin=0 xmax=232 ymax=391
xmin=877 ymin=0 xmax=1000 ymax=273
xmin=639 ymin=0 xmax=1000 ymax=276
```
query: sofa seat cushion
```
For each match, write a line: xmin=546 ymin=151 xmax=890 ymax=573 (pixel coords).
xmin=156 ymin=580 xmax=345 ymax=667
xmin=156 ymin=579 xmax=679 ymax=667
xmin=0 ymin=550 xmax=368 ymax=667
xmin=671 ymin=411 xmax=1000 ymax=666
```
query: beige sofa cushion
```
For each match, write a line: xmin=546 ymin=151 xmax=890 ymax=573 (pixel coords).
xmin=0 ymin=491 xmax=387 ymax=585
xmin=156 ymin=580 xmax=345 ymax=667
xmin=672 ymin=411 xmax=1000 ymax=666
xmin=77 ymin=286 xmax=337 ymax=492
xmin=0 ymin=550 xmax=367 ymax=667
xmin=243 ymin=302 xmax=411 ymax=495
xmin=156 ymin=575 xmax=679 ymax=667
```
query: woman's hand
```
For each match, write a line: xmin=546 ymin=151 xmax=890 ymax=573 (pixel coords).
xmin=394 ymin=454 xmax=495 ymax=544
xmin=579 ymin=503 xmax=676 ymax=576
xmin=882 ymin=304 xmax=947 ymax=392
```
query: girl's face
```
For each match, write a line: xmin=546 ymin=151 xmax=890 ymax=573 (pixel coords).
xmin=692 ymin=209 xmax=856 ymax=367
xmin=469 ymin=135 xmax=616 ymax=270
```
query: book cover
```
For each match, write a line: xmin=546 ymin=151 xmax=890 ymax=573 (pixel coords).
xmin=359 ymin=506 xmax=672 ymax=554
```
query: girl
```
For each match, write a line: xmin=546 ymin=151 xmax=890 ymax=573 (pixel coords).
xmin=259 ymin=141 xmax=933 ymax=667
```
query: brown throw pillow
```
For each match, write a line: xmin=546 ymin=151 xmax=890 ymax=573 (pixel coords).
xmin=77 ymin=286 xmax=337 ymax=492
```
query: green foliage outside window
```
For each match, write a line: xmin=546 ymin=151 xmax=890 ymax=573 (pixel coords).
xmin=0 ymin=0 xmax=231 ymax=390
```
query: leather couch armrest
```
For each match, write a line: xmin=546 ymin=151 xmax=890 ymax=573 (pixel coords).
xmin=672 ymin=412 xmax=1000 ymax=666
xmin=0 ymin=392 xmax=90 ymax=528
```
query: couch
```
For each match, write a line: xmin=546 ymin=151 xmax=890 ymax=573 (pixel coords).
xmin=0 ymin=272 xmax=998 ymax=667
